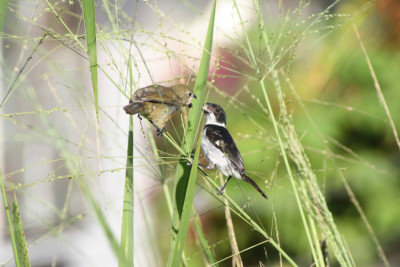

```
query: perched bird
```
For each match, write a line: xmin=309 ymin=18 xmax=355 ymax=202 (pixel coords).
xmin=200 ymin=103 xmax=268 ymax=199
xmin=123 ymin=84 xmax=196 ymax=135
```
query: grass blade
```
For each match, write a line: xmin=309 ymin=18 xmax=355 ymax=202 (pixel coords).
xmin=120 ymin=116 xmax=134 ymax=266
xmin=353 ymin=24 xmax=400 ymax=152
xmin=82 ymin=0 xmax=99 ymax=120
xmin=0 ymin=0 xmax=7 ymax=33
xmin=11 ymin=193 xmax=31 ymax=267
xmin=0 ymin=170 xmax=21 ymax=267
xmin=170 ymin=0 xmax=217 ymax=252
xmin=167 ymin=137 xmax=202 ymax=266
xmin=219 ymin=174 xmax=242 ymax=267
xmin=193 ymin=213 xmax=217 ymax=266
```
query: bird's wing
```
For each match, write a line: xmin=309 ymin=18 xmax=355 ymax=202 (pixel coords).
xmin=133 ymin=85 xmax=179 ymax=105
xmin=205 ymin=125 xmax=245 ymax=173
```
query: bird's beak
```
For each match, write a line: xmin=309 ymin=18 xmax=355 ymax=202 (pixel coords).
xmin=193 ymin=94 xmax=197 ymax=99
xmin=202 ymin=105 xmax=211 ymax=114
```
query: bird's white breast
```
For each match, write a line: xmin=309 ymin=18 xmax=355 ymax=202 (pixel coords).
xmin=201 ymin=127 xmax=242 ymax=179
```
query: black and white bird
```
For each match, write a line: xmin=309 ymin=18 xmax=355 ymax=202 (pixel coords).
xmin=200 ymin=103 xmax=268 ymax=199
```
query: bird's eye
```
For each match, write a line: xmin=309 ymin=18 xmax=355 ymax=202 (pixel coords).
xmin=189 ymin=93 xmax=192 ymax=96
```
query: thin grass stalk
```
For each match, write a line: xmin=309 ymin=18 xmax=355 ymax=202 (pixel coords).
xmin=284 ymin=66 xmax=388 ymax=266
xmin=77 ymin=180 xmax=130 ymax=266
xmin=233 ymin=0 xmax=316 ymax=263
xmin=82 ymin=0 xmax=99 ymax=120
xmin=120 ymin=116 xmax=134 ymax=267
xmin=200 ymin=171 xmax=297 ymax=266
xmin=308 ymin=213 xmax=326 ymax=267
xmin=219 ymin=173 xmax=242 ymax=267
xmin=193 ymin=213 xmax=217 ymax=266
xmin=337 ymin=161 xmax=389 ymax=267
xmin=273 ymin=68 xmax=354 ymax=266
xmin=144 ymin=121 xmax=188 ymax=266
xmin=27 ymin=89 xmax=129 ymax=266
xmin=0 ymin=170 xmax=21 ymax=267
xmin=269 ymin=70 xmax=320 ymax=265
xmin=169 ymin=0 xmax=217 ymax=259
xmin=353 ymin=24 xmax=400 ymax=152
xmin=11 ymin=193 xmax=31 ymax=267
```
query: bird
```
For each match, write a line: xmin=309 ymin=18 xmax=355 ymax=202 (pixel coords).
xmin=123 ymin=84 xmax=197 ymax=136
xmin=200 ymin=103 xmax=268 ymax=199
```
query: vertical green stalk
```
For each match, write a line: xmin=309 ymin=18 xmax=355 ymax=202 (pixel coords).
xmin=12 ymin=193 xmax=31 ymax=267
xmin=193 ymin=213 xmax=217 ymax=266
xmin=170 ymin=0 xmax=217 ymax=252
xmin=120 ymin=116 xmax=134 ymax=266
xmin=0 ymin=0 xmax=8 ymax=33
xmin=167 ymin=137 xmax=202 ymax=266
xmin=82 ymin=0 xmax=99 ymax=120
xmin=0 ymin=170 xmax=21 ymax=267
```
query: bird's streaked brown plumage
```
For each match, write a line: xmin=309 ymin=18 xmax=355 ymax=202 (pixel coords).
xmin=124 ymin=84 xmax=196 ymax=135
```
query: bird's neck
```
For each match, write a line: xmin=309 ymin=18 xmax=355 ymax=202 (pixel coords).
xmin=204 ymin=117 xmax=226 ymax=128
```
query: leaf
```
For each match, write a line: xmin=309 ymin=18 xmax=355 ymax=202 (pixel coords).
xmin=12 ymin=194 xmax=31 ymax=267
xmin=0 ymin=0 xmax=8 ymax=33
xmin=167 ymin=136 xmax=202 ymax=266
xmin=119 ymin=116 xmax=134 ymax=267
xmin=169 ymin=0 xmax=217 ymax=257
xmin=82 ymin=0 xmax=99 ymax=120
xmin=0 ymin=170 xmax=21 ymax=267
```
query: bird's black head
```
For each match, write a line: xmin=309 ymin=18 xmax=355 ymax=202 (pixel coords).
xmin=203 ymin=103 xmax=227 ymax=126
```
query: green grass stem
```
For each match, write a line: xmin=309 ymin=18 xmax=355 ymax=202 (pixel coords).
xmin=169 ymin=0 xmax=217 ymax=263
xmin=120 ymin=116 xmax=134 ymax=267
xmin=11 ymin=193 xmax=31 ymax=267
xmin=82 ymin=0 xmax=99 ymax=120
xmin=167 ymin=137 xmax=202 ymax=266
xmin=0 ymin=0 xmax=7 ymax=33
xmin=0 ymin=170 xmax=21 ymax=267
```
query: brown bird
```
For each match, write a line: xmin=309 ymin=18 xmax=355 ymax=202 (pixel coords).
xmin=123 ymin=84 xmax=196 ymax=135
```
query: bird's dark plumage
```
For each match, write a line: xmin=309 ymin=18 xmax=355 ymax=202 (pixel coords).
xmin=205 ymin=125 xmax=245 ymax=173
xmin=200 ymin=103 xmax=268 ymax=199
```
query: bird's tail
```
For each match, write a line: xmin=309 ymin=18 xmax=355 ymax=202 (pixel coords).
xmin=123 ymin=101 xmax=144 ymax=115
xmin=242 ymin=174 xmax=268 ymax=199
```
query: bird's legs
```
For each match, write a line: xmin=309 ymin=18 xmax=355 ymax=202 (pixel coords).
xmin=217 ymin=176 xmax=232 ymax=195
xmin=156 ymin=127 xmax=166 ymax=136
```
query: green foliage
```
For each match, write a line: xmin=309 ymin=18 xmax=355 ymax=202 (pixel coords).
xmin=1 ymin=0 xmax=400 ymax=266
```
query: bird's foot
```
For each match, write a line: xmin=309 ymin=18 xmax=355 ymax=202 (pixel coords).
xmin=216 ymin=187 xmax=224 ymax=195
